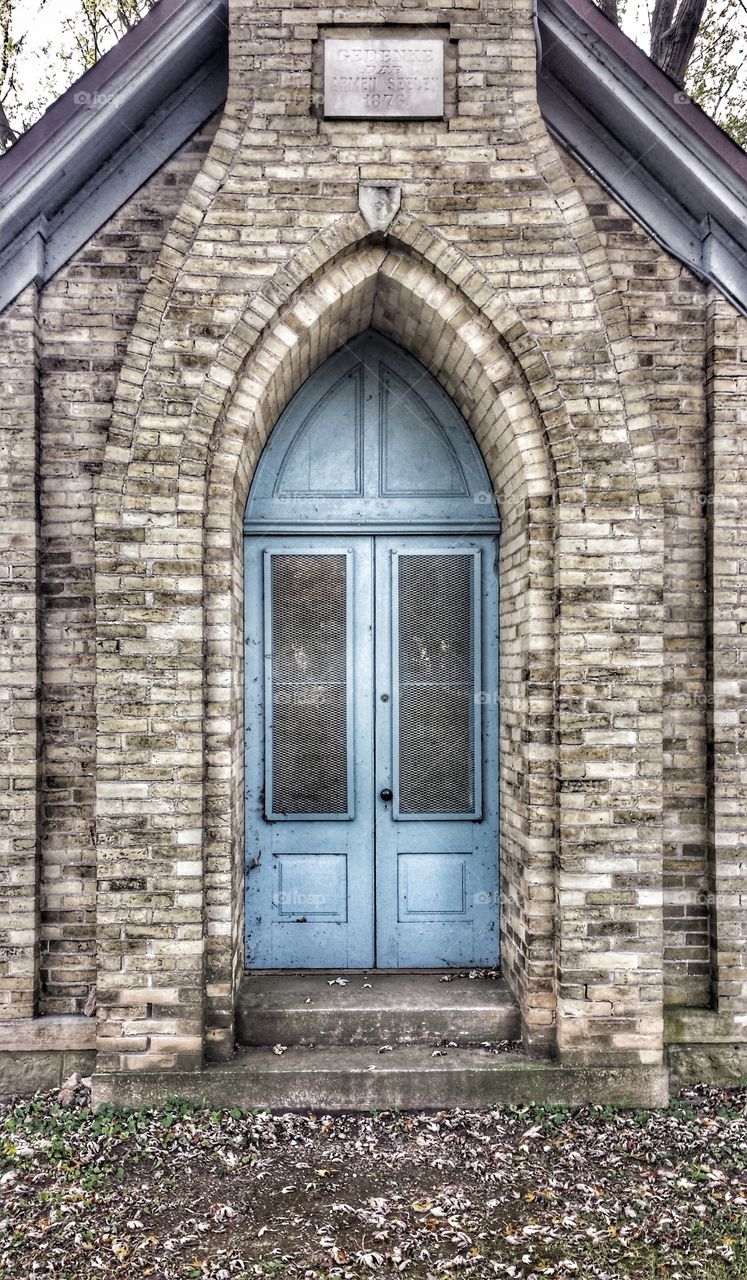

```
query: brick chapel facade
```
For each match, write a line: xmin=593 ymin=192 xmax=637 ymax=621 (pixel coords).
xmin=1 ymin=0 xmax=746 ymax=1107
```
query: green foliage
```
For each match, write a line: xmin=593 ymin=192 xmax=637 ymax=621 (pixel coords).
xmin=0 ymin=0 xmax=156 ymax=149
xmin=0 ymin=0 xmax=36 ymax=145
xmin=685 ymin=0 xmax=747 ymax=146
xmin=58 ymin=0 xmax=157 ymax=71
xmin=593 ymin=0 xmax=746 ymax=147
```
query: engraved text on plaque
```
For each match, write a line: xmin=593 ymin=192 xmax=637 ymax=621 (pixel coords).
xmin=324 ymin=39 xmax=444 ymax=119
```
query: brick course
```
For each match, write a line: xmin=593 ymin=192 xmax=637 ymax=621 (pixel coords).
xmin=37 ymin=117 xmax=220 ymax=1014
xmin=0 ymin=284 xmax=41 ymax=1020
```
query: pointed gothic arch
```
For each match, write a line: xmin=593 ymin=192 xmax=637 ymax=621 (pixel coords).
xmin=193 ymin=248 xmax=559 ymax=1057
xmin=93 ymin=233 xmax=665 ymax=1073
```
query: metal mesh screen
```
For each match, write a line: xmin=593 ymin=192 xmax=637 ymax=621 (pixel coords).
xmin=270 ymin=553 xmax=348 ymax=815
xmin=398 ymin=554 xmax=474 ymax=814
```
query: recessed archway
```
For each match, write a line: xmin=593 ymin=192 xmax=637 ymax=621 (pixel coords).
xmin=196 ymin=245 xmax=559 ymax=1058
xmin=93 ymin=231 xmax=665 ymax=1074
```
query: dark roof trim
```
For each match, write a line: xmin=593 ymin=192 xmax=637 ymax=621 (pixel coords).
xmin=0 ymin=0 xmax=228 ymax=311
xmin=536 ymin=0 xmax=747 ymax=315
xmin=0 ymin=0 xmax=746 ymax=317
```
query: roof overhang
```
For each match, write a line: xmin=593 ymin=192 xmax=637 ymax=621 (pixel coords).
xmin=536 ymin=0 xmax=747 ymax=314
xmin=0 ymin=0 xmax=228 ymax=312
xmin=0 ymin=0 xmax=746 ymax=317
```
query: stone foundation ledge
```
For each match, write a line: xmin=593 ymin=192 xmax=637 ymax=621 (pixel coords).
xmin=664 ymin=1008 xmax=747 ymax=1045
xmin=667 ymin=1043 xmax=747 ymax=1088
xmin=90 ymin=1049 xmax=670 ymax=1111
xmin=665 ymin=1009 xmax=747 ymax=1089
xmin=0 ymin=1017 xmax=98 ymax=1101
xmin=0 ymin=1016 xmax=96 ymax=1052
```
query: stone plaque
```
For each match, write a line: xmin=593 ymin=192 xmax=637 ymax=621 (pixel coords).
xmin=324 ymin=39 xmax=444 ymax=119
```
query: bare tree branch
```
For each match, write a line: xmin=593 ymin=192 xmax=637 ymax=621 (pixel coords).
xmin=593 ymin=0 xmax=746 ymax=140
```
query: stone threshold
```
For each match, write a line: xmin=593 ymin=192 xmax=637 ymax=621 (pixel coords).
xmin=236 ymin=971 xmax=520 ymax=1047
xmin=92 ymin=1048 xmax=670 ymax=1110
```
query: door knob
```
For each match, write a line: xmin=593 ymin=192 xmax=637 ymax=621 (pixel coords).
xmin=380 ymin=787 xmax=393 ymax=802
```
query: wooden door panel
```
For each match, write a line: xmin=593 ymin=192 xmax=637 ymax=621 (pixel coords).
xmin=245 ymin=537 xmax=374 ymax=968
xmin=374 ymin=537 xmax=500 ymax=968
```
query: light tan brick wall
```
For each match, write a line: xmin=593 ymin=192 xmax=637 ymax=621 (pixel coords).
xmin=561 ymin=156 xmax=712 ymax=1009
xmin=93 ymin=0 xmax=669 ymax=1072
xmin=0 ymin=285 xmax=41 ymax=1019
xmin=706 ymin=293 xmax=747 ymax=1016
xmin=0 ymin=0 xmax=745 ymax=1075
xmin=37 ymin=116 xmax=220 ymax=1014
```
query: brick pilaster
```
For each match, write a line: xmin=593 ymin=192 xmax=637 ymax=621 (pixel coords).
xmin=0 ymin=285 xmax=41 ymax=1019
xmin=706 ymin=291 xmax=747 ymax=1015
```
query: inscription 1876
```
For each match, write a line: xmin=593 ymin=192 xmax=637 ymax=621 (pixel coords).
xmin=324 ymin=39 xmax=444 ymax=119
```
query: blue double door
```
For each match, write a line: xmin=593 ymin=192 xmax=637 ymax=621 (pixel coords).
xmin=245 ymin=533 xmax=499 ymax=969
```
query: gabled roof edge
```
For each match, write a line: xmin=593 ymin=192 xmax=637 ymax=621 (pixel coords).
xmin=0 ymin=0 xmax=228 ymax=311
xmin=1 ymin=0 xmax=746 ymax=318
xmin=536 ymin=0 xmax=747 ymax=316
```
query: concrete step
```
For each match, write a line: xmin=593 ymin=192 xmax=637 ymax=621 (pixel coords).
xmin=92 ymin=1047 xmax=670 ymax=1111
xmin=236 ymin=972 xmax=521 ymax=1047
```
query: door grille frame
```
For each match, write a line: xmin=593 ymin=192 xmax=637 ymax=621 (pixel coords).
xmin=390 ymin=547 xmax=483 ymax=822
xmin=263 ymin=546 xmax=356 ymax=822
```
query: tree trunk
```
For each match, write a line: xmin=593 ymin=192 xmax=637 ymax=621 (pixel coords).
xmin=598 ymin=0 xmax=619 ymax=21
xmin=0 ymin=99 xmax=17 ymax=152
xmin=650 ymin=0 xmax=709 ymax=86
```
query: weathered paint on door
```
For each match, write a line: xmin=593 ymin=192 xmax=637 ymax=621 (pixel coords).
xmin=374 ymin=537 xmax=500 ymax=967
xmin=244 ymin=332 xmax=500 ymax=969
xmin=244 ymin=535 xmax=376 ymax=968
